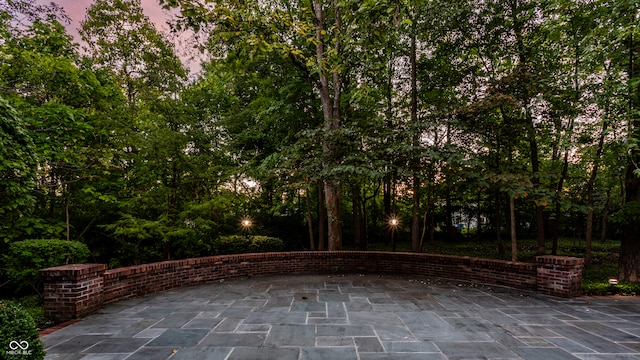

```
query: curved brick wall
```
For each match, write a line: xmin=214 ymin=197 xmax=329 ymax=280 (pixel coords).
xmin=41 ymin=251 xmax=583 ymax=321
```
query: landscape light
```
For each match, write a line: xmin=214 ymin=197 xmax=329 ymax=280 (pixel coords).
xmin=389 ymin=217 xmax=399 ymax=252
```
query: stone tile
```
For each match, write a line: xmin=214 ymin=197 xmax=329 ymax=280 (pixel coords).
xmin=151 ymin=312 xmax=199 ymax=328
xmin=554 ymin=325 xmax=636 ymax=353
xmin=231 ymin=299 xmax=267 ymax=307
xmin=360 ymin=354 xmax=445 ymax=360
xmin=291 ymin=301 xmax=327 ymax=312
xmin=546 ymin=337 xmax=596 ymax=353
xmin=572 ymin=322 xmax=640 ymax=343
xmin=348 ymin=312 xmax=403 ymax=325
xmin=199 ymin=332 xmax=266 ymax=347
xmin=345 ymin=302 xmax=374 ymax=311
xmin=574 ymin=355 xmax=640 ymax=360
xmin=265 ymin=324 xmax=316 ymax=346
xmin=327 ymin=302 xmax=347 ymax=318
xmin=307 ymin=317 xmax=350 ymax=325
xmin=81 ymin=338 xmax=149 ymax=353
xmin=40 ymin=274 xmax=640 ymax=360
xmin=46 ymin=336 xmax=113 ymax=354
xmin=244 ymin=311 xmax=307 ymax=324
xmin=355 ymin=337 xmax=384 ymax=352
xmin=301 ymin=347 xmax=358 ymax=360
xmin=124 ymin=346 xmax=175 ymax=360
xmin=118 ymin=319 xmax=163 ymax=337
xmin=228 ymin=347 xmax=299 ymax=360
xmin=236 ymin=323 xmax=270 ymax=332
xmin=381 ymin=341 xmax=440 ymax=352
xmin=316 ymin=336 xmax=355 ymax=346
xmin=77 ymin=355 xmax=124 ymax=360
xmin=518 ymin=337 xmax=556 ymax=347
xmin=170 ymin=347 xmax=232 ymax=360
xmin=133 ymin=328 xmax=167 ymax=338
xmin=319 ymin=289 xmax=350 ymax=302
xmin=183 ymin=317 xmax=222 ymax=329
xmin=513 ymin=347 xmax=581 ymax=360
xmin=435 ymin=341 xmax=518 ymax=359
xmin=374 ymin=324 xmax=416 ymax=341
xmin=218 ymin=306 xmax=254 ymax=318
xmin=212 ymin=318 xmax=241 ymax=332
xmin=146 ymin=328 xmax=209 ymax=346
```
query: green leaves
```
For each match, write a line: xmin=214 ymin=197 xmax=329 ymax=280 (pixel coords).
xmin=0 ymin=97 xmax=36 ymax=230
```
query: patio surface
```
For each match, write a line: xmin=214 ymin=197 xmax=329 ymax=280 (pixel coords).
xmin=41 ymin=274 xmax=640 ymax=359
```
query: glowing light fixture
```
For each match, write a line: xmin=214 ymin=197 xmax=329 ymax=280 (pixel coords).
xmin=389 ymin=216 xmax=399 ymax=252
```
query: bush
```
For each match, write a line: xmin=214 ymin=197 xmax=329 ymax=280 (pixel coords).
xmin=215 ymin=235 xmax=285 ymax=255
xmin=3 ymin=239 xmax=91 ymax=296
xmin=0 ymin=300 xmax=46 ymax=360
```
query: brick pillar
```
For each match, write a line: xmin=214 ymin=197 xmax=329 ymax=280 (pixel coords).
xmin=40 ymin=264 xmax=107 ymax=322
xmin=536 ymin=256 xmax=584 ymax=298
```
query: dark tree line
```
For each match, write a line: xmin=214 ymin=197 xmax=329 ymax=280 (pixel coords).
xmin=1 ymin=0 xmax=639 ymax=280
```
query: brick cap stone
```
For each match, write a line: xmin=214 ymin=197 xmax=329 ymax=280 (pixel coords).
xmin=40 ymin=263 xmax=107 ymax=275
xmin=535 ymin=255 xmax=585 ymax=265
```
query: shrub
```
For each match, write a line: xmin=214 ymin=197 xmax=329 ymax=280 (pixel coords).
xmin=215 ymin=235 xmax=285 ymax=255
xmin=0 ymin=300 xmax=46 ymax=360
xmin=3 ymin=239 xmax=91 ymax=296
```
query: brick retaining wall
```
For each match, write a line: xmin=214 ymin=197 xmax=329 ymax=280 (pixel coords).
xmin=41 ymin=251 xmax=583 ymax=322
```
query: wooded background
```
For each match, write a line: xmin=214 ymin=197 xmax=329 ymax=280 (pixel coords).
xmin=1 ymin=0 xmax=639 ymax=280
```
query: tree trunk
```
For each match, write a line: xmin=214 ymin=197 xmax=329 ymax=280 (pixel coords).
xmin=446 ymin=190 xmax=455 ymax=242
xmin=585 ymin=114 xmax=608 ymax=267
xmin=65 ymin=183 xmax=71 ymax=241
xmin=410 ymin=25 xmax=420 ymax=253
xmin=317 ymin=181 xmax=326 ymax=250
xmin=384 ymin=174 xmax=392 ymax=245
xmin=352 ymin=184 xmax=362 ymax=248
xmin=313 ymin=0 xmax=343 ymax=250
xmin=496 ymin=190 xmax=504 ymax=257
xmin=620 ymin=163 xmax=640 ymax=280
xmin=552 ymin=149 xmax=570 ymax=255
xmin=528 ymin=120 xmax=546 ymax=256
xmin=306 ymin=185 xmax=315 ymax=250
xmin=619 ymin=23 xmax=640 ymax=282
xmin=601 ymin=189 xmax=610 ymax=242
xmin=324 ymin=180 xmax=342 ymax=250
xmin=510 ymin=194 xmax=518 ymax=262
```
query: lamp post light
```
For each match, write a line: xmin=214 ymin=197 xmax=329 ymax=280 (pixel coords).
xmin=241 ymin=217 xmax=252 ymax=238
xmin=389 ymin=217 xmax=399 ymax=252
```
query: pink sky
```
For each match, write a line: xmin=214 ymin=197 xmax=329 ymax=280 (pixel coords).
xmin=37 ymin=0 xmax=171 ymax=43
xmin=35 ymin=0 xmax=202 ymax=73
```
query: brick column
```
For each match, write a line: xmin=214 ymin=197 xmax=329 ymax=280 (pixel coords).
xmin=40 ymin=264 xmax=107 ymax=322
xmin=536 ymin=256 xmax=584 ymax=298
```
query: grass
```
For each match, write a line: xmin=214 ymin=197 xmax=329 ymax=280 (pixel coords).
xmin=351 ymin=237 xmax=640 ymax=296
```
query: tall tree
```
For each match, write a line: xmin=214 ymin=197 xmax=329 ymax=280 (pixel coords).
xmin=617 ymin=0 xmax=640 ymax=281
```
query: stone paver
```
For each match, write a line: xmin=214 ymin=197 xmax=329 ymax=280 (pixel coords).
xmin=42 ymin=274 xmax=640 ymax=360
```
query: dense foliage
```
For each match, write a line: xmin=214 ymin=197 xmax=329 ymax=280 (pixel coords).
xmin=1 ymin=0 xmax=639 ymax=291
xmin=3 ymin=240 xmax=91 ymax=295
xmin=0 ymin=300 xmax=46 ymax=360
xmin=215 ymin=235 xmax=285 ymax=255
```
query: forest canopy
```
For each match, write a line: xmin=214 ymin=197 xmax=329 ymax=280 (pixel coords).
xmin=1 ymin=0 xmax=640 ymax=280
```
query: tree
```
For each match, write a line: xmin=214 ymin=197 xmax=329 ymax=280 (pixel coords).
xmin=616 ymin=0 xmax=640 ymax=281
xmin=1 ymin=2 xmax=122 ymax=242
xmin=0 ymin=97 xmax=36 ymax=240
xmin=163 ymin=0 xmax=425 ymax=250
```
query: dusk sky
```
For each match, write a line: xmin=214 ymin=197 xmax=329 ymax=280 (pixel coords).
xmin=35 ymin=0 xmax=202 ymax=72
xmin=38 ymin=0 xmax=172 ymax=43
